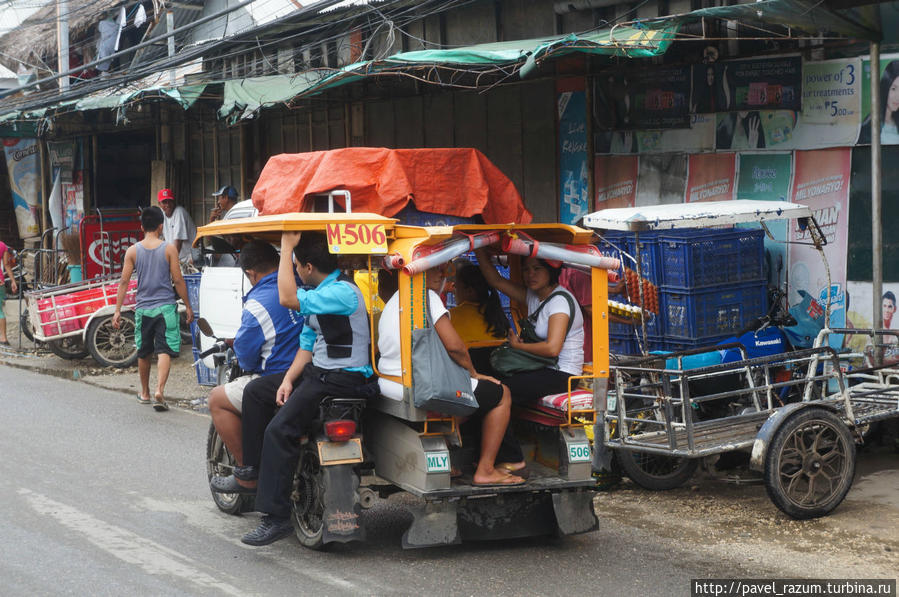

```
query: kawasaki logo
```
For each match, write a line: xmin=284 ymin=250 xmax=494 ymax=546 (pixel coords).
xmin=755 ymin=339 xmax=783 ymax=347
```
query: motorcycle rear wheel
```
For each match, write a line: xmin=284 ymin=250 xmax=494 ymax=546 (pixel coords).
xmin=291 ymin=448 xmax=326 ymax=550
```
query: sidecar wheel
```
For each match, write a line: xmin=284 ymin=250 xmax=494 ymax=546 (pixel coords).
xmin=763 ymin=408 xmax=855 ymax=520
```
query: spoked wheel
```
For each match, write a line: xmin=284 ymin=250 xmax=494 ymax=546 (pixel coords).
xmin=205 ymin=423 xmax=254 ymax=515
xmin=613 ymin=403 xmax=698 ymax=491
xmin=616 ymin=450 xmax=699 ymax=491
xmin=47 ymin=336 xmax=89 ymax=360
xmin=291 ymin=448 xmax=326 ymax=550
xmin=86 ymin=313 xmax=138 ymax=368
xmin=763 ymin=408 xmax=855 ymax=519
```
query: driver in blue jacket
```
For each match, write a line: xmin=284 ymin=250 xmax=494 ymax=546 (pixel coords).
xmin=207 ymin=241 xmax=303 ymax=492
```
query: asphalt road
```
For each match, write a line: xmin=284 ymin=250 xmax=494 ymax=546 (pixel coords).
xmin=6 ymin=364 xmax=894 ymax=596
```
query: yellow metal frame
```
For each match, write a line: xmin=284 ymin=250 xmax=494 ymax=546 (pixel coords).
xmin=192 ymin=215 xmax=613 ymax=434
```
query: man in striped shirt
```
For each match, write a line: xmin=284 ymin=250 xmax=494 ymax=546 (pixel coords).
xmin=207 ymin=241 xmax=303 ymax=480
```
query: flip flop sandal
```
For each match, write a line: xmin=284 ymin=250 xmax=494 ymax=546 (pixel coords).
xmin=472 ymin=476 xmax=527 ymax=488
xmin=497 ymin=463 xmax=530 ymax=479
xmin=137 ymin=395 xmax=152 ymax=405
xmin=153 ymin=401 xmax=170 ymax=412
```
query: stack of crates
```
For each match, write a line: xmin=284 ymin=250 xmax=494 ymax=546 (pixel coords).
xmin=600 ymin=227 xmax=766 ymax=354
xmin=183 ymin=273 xmax=217 ymax=386
xmin=656 ymin=228 xmax=766 ymax=351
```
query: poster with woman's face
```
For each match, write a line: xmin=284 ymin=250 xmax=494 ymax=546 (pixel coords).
xmin=859 ymin=53 xmax=899 ymax=144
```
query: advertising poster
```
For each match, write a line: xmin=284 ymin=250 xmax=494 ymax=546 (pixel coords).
xmin=860 ymin=52 xmax=899 ymax=145
xmin=715 ymin=110 xmax=799 ymax=150
xmin=594 ymin=155 xmax=638 ymax=209
xmin=2 ymin=137 xmax=42 ymax=238
xmin=594 ymin=66 xmax=691 ymax=131
xmin=845 ymin=281 xmax=899 ymax=355
xmin=685 ymin=153 xmax=736 ymax=203
xmin=735 ymin=152 xmax=793 ymax=273
xmin=794 ymin=58 xmax=861 ymax=148
xmin=636 ymin=114 xmax=717 ymax=155
xmin=697 ymin=56 xmax=802 ymax=113
xmin=558 ymin=88 xmax=590 ymax=225
xmin=635 ymin=154 xmax=687 ymax=206
xmin=789 ymin=148 xmax=852 ymax=346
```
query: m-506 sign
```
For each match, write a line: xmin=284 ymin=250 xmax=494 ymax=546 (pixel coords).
xmin=326 ymin=223 xmax=388 ymax=254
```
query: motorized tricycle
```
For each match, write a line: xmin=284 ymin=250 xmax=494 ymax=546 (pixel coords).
xmin=196 ymin=208 xmax=621 ymax=548
xmin=582 ymin=200 xmax=899 ymax=519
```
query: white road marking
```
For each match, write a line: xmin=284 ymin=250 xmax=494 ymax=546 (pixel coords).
xmin=20 ymin=489 xmax=244 ymax=596
xmin=137 ymin=497 xmax=361 ymax=592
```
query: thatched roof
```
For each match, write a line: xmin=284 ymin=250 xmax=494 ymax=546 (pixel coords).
xmin=0 ymin=0 xmax=124 ymax=71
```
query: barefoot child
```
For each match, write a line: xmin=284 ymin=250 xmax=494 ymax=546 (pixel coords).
xmin=113 ymin=206 xmax=193 ymax=411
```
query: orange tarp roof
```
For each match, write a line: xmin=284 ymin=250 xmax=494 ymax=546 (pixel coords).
xmin=251 ymin=147 xmax=533 ymax=224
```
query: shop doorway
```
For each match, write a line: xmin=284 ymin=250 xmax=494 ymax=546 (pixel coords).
xmin=95 ymin=131 xmax=153 ymax=210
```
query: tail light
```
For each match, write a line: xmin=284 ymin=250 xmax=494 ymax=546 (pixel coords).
xmin=325 ymin=420 xmax=357 ymax=442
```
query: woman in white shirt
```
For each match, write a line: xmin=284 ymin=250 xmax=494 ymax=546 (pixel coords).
xmin=475 ymin=249 xmax=585 ymax=405
xmin=377 ymin=268 xmax=525 ymax=487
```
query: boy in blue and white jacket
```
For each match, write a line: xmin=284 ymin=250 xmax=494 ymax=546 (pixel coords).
xmin=207 ymin=241 xmax=303 ymax=470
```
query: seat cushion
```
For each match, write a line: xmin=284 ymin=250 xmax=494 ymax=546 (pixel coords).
xmin=538 ymin=389 xmax=593 ymax=412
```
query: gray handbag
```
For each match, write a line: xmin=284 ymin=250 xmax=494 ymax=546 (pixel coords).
xmin=411 ymin=289 xmax=479 ymax=416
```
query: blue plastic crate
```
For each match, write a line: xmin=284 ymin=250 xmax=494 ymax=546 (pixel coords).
xmin=190 ymin=320 xmax=217 ymax=386
xmin=609 ymin=309 xmax=663 ymax=337
xmin=662 ymin=335 xmax=732 ymax=353
xmin=610 ymin=334 xmax=639 ymax=355
xmin=626 ymin=233 xmax=662 ymax=285
xmin=610 ymin=333 xmax=664 ymax=355
xmin=657 ymin=228 xmax=765 ymax=289
xmin=661 ymin=282 xmax=767 ymax=341
xmin=183 ymin=273 xmax=202 ymax=314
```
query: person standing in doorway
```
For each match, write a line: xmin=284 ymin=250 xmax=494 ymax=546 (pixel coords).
xmin=157 ymin=188 xmax=197 ymax=264
xmin=113 ymin=206 xmax=194 ymax=411
xmin=0 ymin=238 xmax=18 ymax=346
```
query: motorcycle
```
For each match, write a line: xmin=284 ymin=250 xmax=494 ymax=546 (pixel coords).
xmin=197 ymin=318 xmax=369 ymax=547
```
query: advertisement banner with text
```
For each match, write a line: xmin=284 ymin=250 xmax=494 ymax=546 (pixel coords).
xmin=695 ymin=56 xmax=802 ymax=113
xmin=594 ymin=66 xmax=691 ymax=131
xmin=736 ymin=152 xmax=793 ymax=272
xmin=789 ymin=148 xmax=852 ymax=346
xmin=558 ymin=88 xmax=590 ymax=225
xmin=2 ymin=137 xmax=42 ymax=238
xmin=594 ymin=155 xmax=638 ymax=209
xmin=686 ymin=153 xmax=736 ymax=203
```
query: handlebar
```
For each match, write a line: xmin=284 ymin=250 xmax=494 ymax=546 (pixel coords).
xmin=199 ymin=340 xmax=230 ymax=358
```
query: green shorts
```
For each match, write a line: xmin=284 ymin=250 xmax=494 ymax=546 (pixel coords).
xmin=135 ymin=304 xmax=180 ymax=358
xmin=0 ymin=285 xmax=6 ymax=319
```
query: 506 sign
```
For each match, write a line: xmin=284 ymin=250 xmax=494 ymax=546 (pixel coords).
xmin=326 ymin=223 xmax=388 ymax=254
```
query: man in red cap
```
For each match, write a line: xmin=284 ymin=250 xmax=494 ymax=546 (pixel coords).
xmin=157 ymin=188 xmax=197 ymax=263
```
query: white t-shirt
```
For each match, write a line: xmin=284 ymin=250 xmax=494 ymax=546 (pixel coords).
xmin=163 ymin=205 xmax=197 ymax=262
xmin=526 ymin=286 xmax=584 ymax=376
xmin=377 ymin=290 xmax=477 ymax=401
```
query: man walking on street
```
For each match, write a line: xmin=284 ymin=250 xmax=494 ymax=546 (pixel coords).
xmin=157 ymin=188 xmax=197 ymax=264
xmin=113 ymin=206 xmax=194 ymax=411
xmin=219 ymin=231 xmax=372 ymax=546
xmin=207 ymin=241 xmax=303 ymax=492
